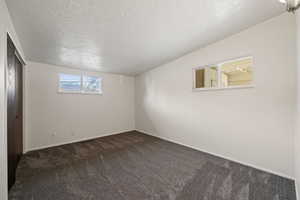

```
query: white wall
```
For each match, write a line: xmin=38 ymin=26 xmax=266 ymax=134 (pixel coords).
xmin=0 ymin=2 xmax=297 ymax=198
xmin=295 ymin=10 xmax=300 ymax=199
xmin=25 ymin=62 xmax=135 ymax=151
xmin=135 ymin=13 xmax=296 ymax=178
xmin=0 ymin=0 xmax=25 ymax=199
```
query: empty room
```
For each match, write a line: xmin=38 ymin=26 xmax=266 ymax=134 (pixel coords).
xmin=1 ymin=0 xmax=300 ymax=199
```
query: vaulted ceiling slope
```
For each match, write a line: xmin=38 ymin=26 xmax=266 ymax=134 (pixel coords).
xmin=6 ymin=0 xmax=284 ymax=75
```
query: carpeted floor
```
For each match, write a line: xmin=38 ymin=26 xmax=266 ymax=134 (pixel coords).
xmin=9 ymin=131 xmax=296 ymax=200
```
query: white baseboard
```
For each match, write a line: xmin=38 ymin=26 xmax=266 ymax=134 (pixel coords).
xmin=136 ymin=129 xmax=295 ymax=181
xmin=25 ymin=130 xmax=134 ymax=153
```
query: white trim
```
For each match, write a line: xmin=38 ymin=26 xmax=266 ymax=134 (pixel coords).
xmin=136 ymin=129 xmax=296 ymax=181
xmin=218 ymin=56 xmax=253 ymax=66
xmin=22 ymin=52 xmax=26 ymax=153
xmin=193 ymin=56 xmax=253 ymax=72
xmin=0 ymin=30 xmax=8 ymax=200
xmin=6 ymin=32 xmax=26 ymax=66
xmin=192 ymin=85 xmax=255 ymax=92
xmin=217 ymin=63 xmax=222 ymax=88
xmin=24 ymin=130 xmax=134 ymax=153
xmin=57 ymin=90 xmax=103 ymax=95
xmin=14 ymin=50 xmax=26 ymax=66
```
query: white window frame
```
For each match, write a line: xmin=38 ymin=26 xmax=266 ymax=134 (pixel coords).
xmin=192 ymin=56 xmax=255 ymax=92
xmin=58 ymin=73 xmax=103 ymax=95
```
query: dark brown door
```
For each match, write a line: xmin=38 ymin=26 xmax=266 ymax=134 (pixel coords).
xmin=7 ymin=35 xmax=23 ymax=190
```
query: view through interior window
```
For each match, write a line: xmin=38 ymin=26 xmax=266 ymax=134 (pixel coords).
xmin=194 ymin=57 xmax=253 ymax=90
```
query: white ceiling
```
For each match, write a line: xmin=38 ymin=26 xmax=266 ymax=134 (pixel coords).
xmin=6 ymin=0 xmax=285 ymax=75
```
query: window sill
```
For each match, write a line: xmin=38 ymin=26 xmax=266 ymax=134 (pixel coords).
xmin=192 ymin=85 xmax=255 ymax=92
xmin=57 ymin=90 xmax=103 ymax=95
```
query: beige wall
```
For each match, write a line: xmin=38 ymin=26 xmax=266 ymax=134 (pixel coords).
xmin=0 ymin=0 xmax=25 ymax=199
xmin=296 ymin=10 xmax=300 ymax=199
xmin=24 ymin=62 xmax=135 ymax=151
xmin=135 ymin=13 xmax=296 ymax=178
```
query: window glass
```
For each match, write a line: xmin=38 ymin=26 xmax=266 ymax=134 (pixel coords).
xmin=59 ymin=73 xmax=81 ymax=92
xmin=82 ymin=76 xmax=102 ymax=93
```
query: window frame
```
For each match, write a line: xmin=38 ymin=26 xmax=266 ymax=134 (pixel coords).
xmin=58 ymin=73 xmax=103 ymax=95
xmin=192 ymin=56 xmax=255 ymax=92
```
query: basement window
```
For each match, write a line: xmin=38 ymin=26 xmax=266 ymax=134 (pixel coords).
xmin=58 ymin=73 xmax=102 ymax=94
xmin=59 ymin=73 xmax=81 ymax=93
xmin=193 ymin=56 xmax=254 ymax=91
xmin=82 ymin=75 xmax=102 ymax=94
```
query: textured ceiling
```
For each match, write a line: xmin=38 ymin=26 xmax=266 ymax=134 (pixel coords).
xmin=6 ymin=0 xmax=285 ymax=75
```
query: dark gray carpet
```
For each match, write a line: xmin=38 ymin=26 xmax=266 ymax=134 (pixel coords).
xmin=9 ymin=131 xmax=296 ymax=200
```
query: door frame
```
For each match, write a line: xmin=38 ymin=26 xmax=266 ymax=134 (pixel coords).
xmin=5 ymin=32 xmax=26 ymax=191
xmin=6 ymin=32 xmax=26 ymax=153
